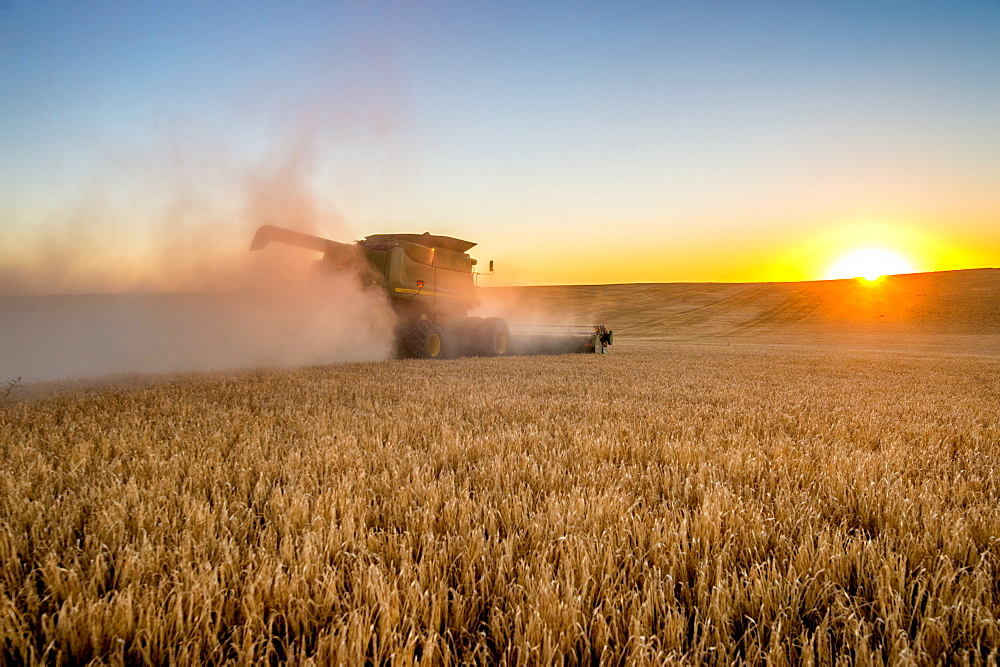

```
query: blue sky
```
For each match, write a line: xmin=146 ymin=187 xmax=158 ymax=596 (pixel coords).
xmin=2 ymin=1 xmax=998 ymax=287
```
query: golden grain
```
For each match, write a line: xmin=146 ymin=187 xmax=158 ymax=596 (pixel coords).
xmin=1 ymin=343 xmax=999 ymax=664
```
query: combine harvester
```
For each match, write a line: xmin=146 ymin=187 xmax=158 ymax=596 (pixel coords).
xmin=250 ymin=225 xmax=613 ymax=359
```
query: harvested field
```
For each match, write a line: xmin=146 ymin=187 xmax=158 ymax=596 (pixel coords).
xmin=2 ymin=269 xmax=1000 ymax=663
xmin=483 ymin=268 xmax=1000 ymax=354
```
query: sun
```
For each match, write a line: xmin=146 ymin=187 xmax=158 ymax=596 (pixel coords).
xmin=826 ymin=249 xmax=914 ymax=281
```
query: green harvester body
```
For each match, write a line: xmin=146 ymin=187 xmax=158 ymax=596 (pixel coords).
xmin=249 ymin=225 xmax=612 ymax=359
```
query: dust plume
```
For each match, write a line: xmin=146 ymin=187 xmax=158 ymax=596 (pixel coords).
xmin=0 ymin=233 xmax=398 ymax=383
xmin=0 ymin=273 xmax=396 ymax=383
xmin=0 ymin=122 xmax=399 ymax=383
xmin=475 ymin=284 xmax=604 ymax=328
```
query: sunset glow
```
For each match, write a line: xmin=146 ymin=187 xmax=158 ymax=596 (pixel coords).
xmin=826 ymin=250 xmax=914 ymax=282
xmin=0 ymin=2 xmax=998 ymax=289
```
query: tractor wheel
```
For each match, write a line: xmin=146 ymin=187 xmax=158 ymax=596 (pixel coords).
xmin=400 ymin=320 xmax=447 ymax=359
xmin=472 ymin=317 xmax=510 ymax=356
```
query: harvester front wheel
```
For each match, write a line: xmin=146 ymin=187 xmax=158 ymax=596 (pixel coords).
xmin=400 ymin=320 xmax=447 ymax=359
xmin=473 ymin=317 xmax=510 ymax=356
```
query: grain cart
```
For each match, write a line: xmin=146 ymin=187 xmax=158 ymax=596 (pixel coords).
xmin=250 ymin=225 xmax=612 ymax=359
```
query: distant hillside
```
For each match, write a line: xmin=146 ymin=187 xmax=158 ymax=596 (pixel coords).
xmin=481 ymin=268 xmax=1000 ymax=353
xmin=2 ymin=269 xmax=997 ymax=382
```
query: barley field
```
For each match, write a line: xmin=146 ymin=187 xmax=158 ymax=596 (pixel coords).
xmin=3 ymin=271 xmax=1000 ymax=664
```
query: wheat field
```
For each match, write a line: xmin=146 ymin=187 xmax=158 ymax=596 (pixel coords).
xmin=3 ymin=272 xmax=1000 ymax=664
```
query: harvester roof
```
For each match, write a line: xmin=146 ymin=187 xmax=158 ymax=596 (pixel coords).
xmin=363 ymin=233 xmax=476 ymax=253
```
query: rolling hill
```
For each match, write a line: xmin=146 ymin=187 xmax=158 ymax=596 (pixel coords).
xmin=482 ymin=268 xmax=1000 ymax=354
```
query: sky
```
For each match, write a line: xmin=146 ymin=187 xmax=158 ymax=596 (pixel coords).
xmin=1 ymin=0 xmax=998 ymax=289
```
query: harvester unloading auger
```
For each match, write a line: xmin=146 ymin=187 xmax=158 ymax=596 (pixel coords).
xmin=250 ymin=225 xmax=613 ymax=359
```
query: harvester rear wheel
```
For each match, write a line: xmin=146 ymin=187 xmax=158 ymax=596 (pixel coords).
xmin=472 ymin=317 xmax=510 ymax=356
xmin=400 ymin=320 xmax=447 ymax=359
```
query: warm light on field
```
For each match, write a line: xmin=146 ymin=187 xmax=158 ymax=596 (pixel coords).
xmin=826 ymin=249 xmax=914 ymax=281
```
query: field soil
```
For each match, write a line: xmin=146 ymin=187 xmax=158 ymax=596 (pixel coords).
xmin=1 ymin=268 xmax=999 ymax=663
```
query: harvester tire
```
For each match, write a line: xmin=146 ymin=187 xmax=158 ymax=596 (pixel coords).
xmin=473 ymin=317 xmax=510 ymax=356
xmin=400 ymin=320 xmax=447 ymax=359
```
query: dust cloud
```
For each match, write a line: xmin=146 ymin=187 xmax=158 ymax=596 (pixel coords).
xmin=0 ymin=236 xmax=399 ymax=384
xmin=475 ymin=285 xmax=602 ymax=328
xmin=0 ymin=254 xmax=398 ymax=384
xmin=0 ymin=123 xmax=400 ymax=383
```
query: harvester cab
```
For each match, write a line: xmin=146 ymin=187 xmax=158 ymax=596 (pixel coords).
xmin=249 ymin=225 xmax=613 ymax=359
xmin=250 ymin=225 xmax=477 ymax=317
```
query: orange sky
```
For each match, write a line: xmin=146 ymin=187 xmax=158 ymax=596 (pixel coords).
xmin=2 ymin=3 xmax=999 ymax=292
xmin=482 ymin=213 xmax=998 ymax=286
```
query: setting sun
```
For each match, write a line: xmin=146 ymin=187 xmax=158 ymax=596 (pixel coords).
xmin=826 ymin=249 xmax=914 ymax=281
